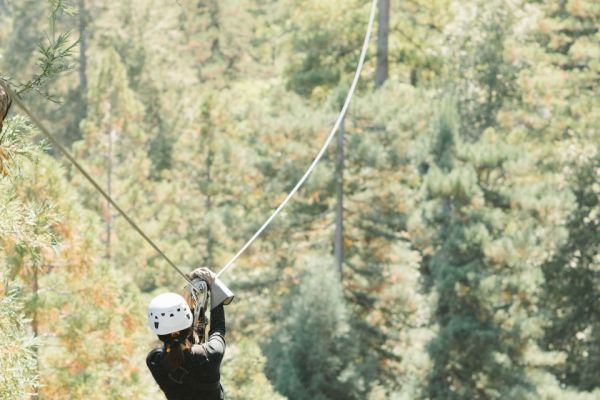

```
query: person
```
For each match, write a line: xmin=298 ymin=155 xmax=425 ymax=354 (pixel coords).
xmin=146 ymin=267 xmax=226 ymax=400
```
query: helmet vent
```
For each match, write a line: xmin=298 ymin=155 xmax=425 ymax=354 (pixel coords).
xmin=177 ymin=308 xmax=180 ymax=312
xmin=170 ymin=313 xmax=174 ymax=317
xmin=154 ymin=322 xmax=159 ymax=329
xmin=161 ymin=313 xmax=165 ymax=316
xmin=186 ymin=314 xmax=191 ymax=320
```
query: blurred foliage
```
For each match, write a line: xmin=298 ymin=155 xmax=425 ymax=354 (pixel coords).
xmin=265 ymin=261 xmax=377 ymax=400
xmin=221 ymin=338 xmax=286 ymax=400
xmin=0 ymin=285 xmax=38 ymax=400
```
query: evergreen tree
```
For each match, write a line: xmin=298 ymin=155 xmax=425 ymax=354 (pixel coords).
xmin=499 ymin=0 xmax=600 ymax=392
xmin=265 ymin=260 xmax=375 ymax=400
xmin=274 ymin=2 xmax=438 ymax=392
xmin=410 ymin=99 xmax=574 ymax=398
xmin=168 ymin=92 xmax=241 ymax=272
xmin=541 ymin=153 xmax=600 ymax=390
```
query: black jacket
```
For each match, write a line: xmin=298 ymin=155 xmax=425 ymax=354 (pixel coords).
xmin=147 ymin=304 xmax=226 ymax=400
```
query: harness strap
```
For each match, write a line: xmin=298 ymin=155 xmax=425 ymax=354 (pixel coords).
xmin=168 ymin=366 xmax=189 ymax=384
xmin=167 ymin=366 xmax=221 ymax=392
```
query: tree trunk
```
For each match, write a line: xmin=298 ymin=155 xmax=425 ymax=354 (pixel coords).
xmin=78 ymin=0 xmax=88 ymax=134
xmin=0 ymin=82 xmax=11 ymax=132
xmin=106 ymin=129 xmax=114 ymax=262
xmin=375 ymin=0 xmax=390 ymax=88
xmin=205 ymin=144 xmax=214 ymax=267
xmin=334 ymin=118 xmax=345 ymax=281
xmin=410 ymin=68 xmax=418 ymax=87
xmin=32 ymin=264 xmax=40 ymax=398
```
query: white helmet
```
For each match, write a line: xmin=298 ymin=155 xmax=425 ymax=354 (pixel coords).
xmin=148 ymin=293 xmax=193 ymax=335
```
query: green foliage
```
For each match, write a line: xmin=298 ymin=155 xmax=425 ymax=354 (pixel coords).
xmin=222 ymin=338 xmax=287 ymax=400
xmin=284 ymin=0 xmax=365 ymax=98
xmin=266 ymin=261 xmax=376 ymax=400
xmin=431 ymin=100 xmax=459 ymax=171
xmin=542 ymin=152 xmax=600 ymax=390
xmin=1 ymin=114 xmax=147 ymax=398
xmin=0 ymin=286 xmax=38 ymax=399
xmin=0 ymin=0 xmax=76 ymax=101
xmin=411 ymin=99 xmax=574 ymax=398
xmin=443 ymin=0 xmax=519 ymax=138
xmin=15 ymin=32 xmax=77 ymax=101
xmin=0 ymin=115 xmax=42 ymax=176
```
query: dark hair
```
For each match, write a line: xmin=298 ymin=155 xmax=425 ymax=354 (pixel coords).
xmin=158 ymin=327 xmax=192 ymax=371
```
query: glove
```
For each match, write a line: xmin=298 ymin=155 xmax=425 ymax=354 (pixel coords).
xmin=187 ymin=267 xmax=216 ymax=288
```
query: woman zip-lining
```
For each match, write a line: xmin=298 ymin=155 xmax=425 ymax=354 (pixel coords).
xmin=146 ymin=267 xmax=234 ymax=400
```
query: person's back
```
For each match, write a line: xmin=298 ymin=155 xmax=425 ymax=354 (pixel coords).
xmin=146 ymin=303 xmax=226 ymax=400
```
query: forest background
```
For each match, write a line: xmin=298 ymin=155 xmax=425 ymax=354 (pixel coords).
xmin=0 ymin=0 xmax=599 ymax=399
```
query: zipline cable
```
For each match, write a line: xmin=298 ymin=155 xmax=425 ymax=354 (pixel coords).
xmin=0 ymin=80 xmax=194 ymax=286
xmin=216 ymin=0 xmax=378 ymax=278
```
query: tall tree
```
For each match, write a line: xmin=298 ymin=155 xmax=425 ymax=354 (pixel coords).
xmin=542 ymin=153 xmax=600 ymax=391
xmin=411 ymin=101 xmax=572 ymax=398
xmin=444 ymin=0 xmax=517 ymax=139
xmin=266 ymin=262 xmax=376 ymax=400
xmin=276 ymin=2 xmax=432 ymax=393
xmin=518 ymin=0 xmax=600 ymax=392
xmin=334 ymin=117 xmax=345 ymax=279
xmin=76 ymin=0 xmax=88 ymax=139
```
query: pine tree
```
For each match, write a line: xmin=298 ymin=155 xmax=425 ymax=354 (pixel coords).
xmin=265 ymin=260 xmax=375 ymax=400
xmin=168 ymin=92 xmax=241 ymax=271
xmin=542 ymin=153 xmax=600 ymax=391
xmin=497 ymin=0 xmax=600 ymax=393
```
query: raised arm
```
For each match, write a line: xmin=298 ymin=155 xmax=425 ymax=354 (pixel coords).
xmin=209 ymin=303 xmax=225 ymax=337
xmin=188 ymin=267 xmax=228 ymax=361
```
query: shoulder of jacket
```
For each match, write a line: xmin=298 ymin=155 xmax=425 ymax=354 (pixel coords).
xmin=190 ymin=343 xmax=211 ymax=365
xmin=146 ymin=347 xmax=164 ymax=368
